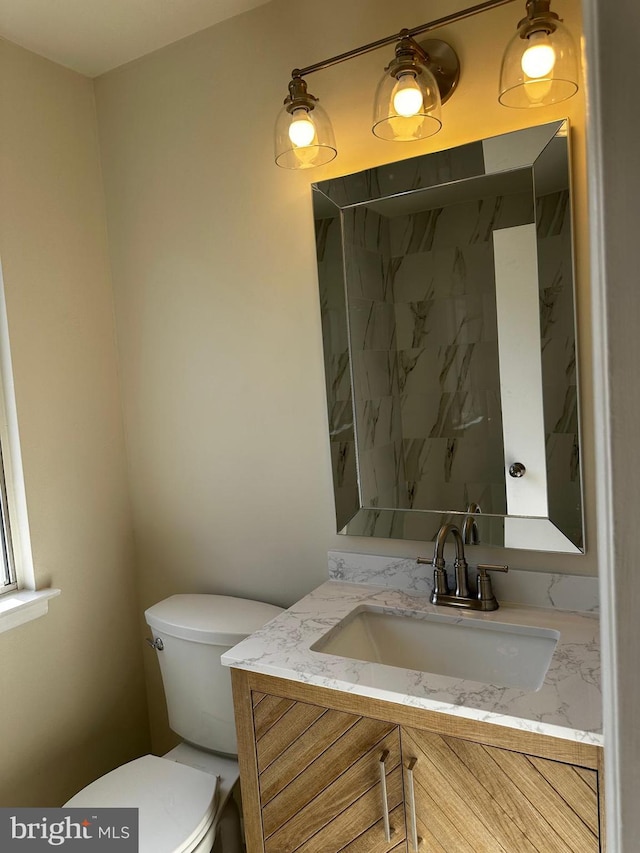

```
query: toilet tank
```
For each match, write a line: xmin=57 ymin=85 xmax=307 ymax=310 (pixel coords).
xmin=145 ymin=594 xmax=283 ymax=755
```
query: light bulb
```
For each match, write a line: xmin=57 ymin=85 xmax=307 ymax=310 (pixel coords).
xmin=288 ymin=109 xmax=315 ymax=147
xmin=392 ymin=74 xmax=424 ymax=118
xmin=521 ymin=31 xmax=556 ymax=78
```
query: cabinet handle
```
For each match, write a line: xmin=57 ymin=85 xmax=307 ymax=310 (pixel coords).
xmin=406 ymin=757 xmax=422 ymax=851
xmin=379 ymin=750 xmax=391 ymax=842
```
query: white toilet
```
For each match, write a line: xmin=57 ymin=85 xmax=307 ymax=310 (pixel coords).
xmin=65 ymin=594 xmax=283 ymax=853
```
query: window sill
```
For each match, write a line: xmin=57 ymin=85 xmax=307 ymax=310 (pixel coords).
xmin=0 ymin=588 xmax=60 ymax=634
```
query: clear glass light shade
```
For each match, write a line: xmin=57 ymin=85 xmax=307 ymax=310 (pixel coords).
xmin=499 ymin=22 xmax=578 ymax=108
xmin=274 ymin=103 xmax=337 ymax=169
xmin=372 ymin=66 xmax=442 ymax=141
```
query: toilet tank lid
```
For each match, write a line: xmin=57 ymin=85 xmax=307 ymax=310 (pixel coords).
xmin=145 ymin=594 xmax=284 ymax=644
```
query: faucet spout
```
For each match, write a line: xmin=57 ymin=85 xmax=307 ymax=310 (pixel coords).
xmin=462 ymin=502 xmax=481 ymax=545
xmin=433 ymin=523 xmax=470 ymax=598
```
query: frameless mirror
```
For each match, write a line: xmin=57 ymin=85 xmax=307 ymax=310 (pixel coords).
xmin=313 ymin=120 xmax=584 ymax=553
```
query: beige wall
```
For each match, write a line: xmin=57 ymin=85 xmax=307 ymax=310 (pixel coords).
xmin=93 ymin=0 xmax=593 ymax=752
xmin=0 ymin=39 xmax=149 ymax=805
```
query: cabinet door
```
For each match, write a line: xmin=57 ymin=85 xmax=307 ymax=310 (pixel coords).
xmin=253 ymin=692 xmax=407 ymax=853
xmin=401 ymin=726 xmax=600 ymax=853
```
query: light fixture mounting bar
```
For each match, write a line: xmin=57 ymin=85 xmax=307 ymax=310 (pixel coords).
xmin=295 ymin=0 xmax=518 ymax=78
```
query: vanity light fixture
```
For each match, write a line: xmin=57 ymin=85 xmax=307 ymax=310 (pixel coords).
xmin=274 ymin=74 xmax=337 ymax=169
xmin=371 ymin=34 xmax=460 ymax=142
xmin=274 ymin=0 xmax=578 ymax=169
xmin=498 ymin=0 xmax=579 ymax=107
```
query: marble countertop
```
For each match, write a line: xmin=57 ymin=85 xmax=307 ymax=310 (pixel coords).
xmin=222 ymin=580 xmax=602 ymax=746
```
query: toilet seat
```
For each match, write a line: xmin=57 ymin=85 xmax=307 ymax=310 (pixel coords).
xmin=65 ymin=754 xmax=218 ymax=853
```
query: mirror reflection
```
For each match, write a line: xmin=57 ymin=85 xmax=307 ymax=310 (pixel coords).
xmin=314 ymin=120 xmax=584 ymax=553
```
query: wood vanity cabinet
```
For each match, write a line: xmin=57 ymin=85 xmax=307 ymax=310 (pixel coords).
xmin=231 ymin=671 xmax=605 ymax=853
xmin=402 ymin=727 xmax=600 ymax=852
xmin=243 ymin=688 xmax=406 ymax=852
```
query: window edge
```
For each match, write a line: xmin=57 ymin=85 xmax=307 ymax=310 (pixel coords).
xmin=0 ymin=588 xmax=61 ymax=634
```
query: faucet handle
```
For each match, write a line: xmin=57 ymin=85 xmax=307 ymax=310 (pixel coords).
xmin=417 ymin=556 xmax=450 ymax=596
xmin=476 ymin=564 xmax=509 ymax=610
xmin=477 ymin=564 xmax=509 ymax=575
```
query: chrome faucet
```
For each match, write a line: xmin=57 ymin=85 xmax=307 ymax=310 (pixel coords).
xmin=437 ymin=523 xmax=470 ymax=598
xmin=417 ymin=522 xmax=509 ymax=611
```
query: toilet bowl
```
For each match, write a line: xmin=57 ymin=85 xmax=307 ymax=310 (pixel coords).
xmin=65 ymin=594 xmax=284 ymax=853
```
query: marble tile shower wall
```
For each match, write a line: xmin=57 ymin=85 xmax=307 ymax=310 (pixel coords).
xmin=389 ymin=192 xmax=533 ymax=515
xmin=343 ymin=206 xmax=408 ymax=510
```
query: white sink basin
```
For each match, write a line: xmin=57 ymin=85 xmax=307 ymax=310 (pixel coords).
xmin=311 ymin=606 xmax=559 ymax=690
